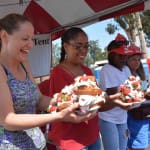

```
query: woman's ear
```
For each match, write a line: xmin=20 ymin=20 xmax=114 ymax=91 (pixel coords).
xmin=0 ymin=30 xmax=8 ymax=44
xmin=63 ymin=43 xmax=70 ymax=56
xmin=63 ymin=43 xmax=68 ymax=51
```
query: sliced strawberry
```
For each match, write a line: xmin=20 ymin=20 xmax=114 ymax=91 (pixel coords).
xmin=50 ymin=106 xmax=57 ymax=112
xmin=133 ymin=98 xmax=140 ymax=102
xmin=119 ymin=85 xmax=130 ymax=96
xmin=129 ymin=76 xmax=136 ymax=81
xmin=66 ymin=95 xmax=72 ymax=101
xmin=123 ymin=88 xmax=130 ymax=96
xmin=57 ymin=99 xmax=62 ymax=102
xmin=126 ymin=99 xmax=132 ymax=103
xmin=80 ymin=76 xmax=88 ymax=81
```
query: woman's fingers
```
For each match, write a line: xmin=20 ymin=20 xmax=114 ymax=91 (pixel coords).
xmin=108 ymin=93 xmax=121 ymax=100
xmin=113 ymin=99 xmax=133 ymax=110
xmin=60 ymin=103 xmax=97 ymax=123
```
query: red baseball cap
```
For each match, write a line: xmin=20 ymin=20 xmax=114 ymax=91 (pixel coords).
xmin=108 ymin=45 xmax=129 ymax=55
xmin=127 ymin=44 xmax=145 ymax=55
xmin=115 ymin=33 xmax=127 ymax=42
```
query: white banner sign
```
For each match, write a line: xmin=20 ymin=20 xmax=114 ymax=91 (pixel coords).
xmin=28 ymin=34 xmax=51 ymax=77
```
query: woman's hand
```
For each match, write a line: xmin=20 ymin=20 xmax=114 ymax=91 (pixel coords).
xmin=57 ymin=103 xmax=97 ymax=123
xmin=106 ymin=93 xmax=133 ymax=110
xmin=144 ymin=91 xmax=150 ymax=100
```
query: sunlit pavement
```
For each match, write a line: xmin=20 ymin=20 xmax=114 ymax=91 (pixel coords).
xmin=100 ymin=145 xmax=150 ymax=150
xmin=99 ymin=133 xmax=150 ymax=150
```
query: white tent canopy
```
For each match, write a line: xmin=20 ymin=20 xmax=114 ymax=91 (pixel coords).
xmin=0 ymin=0 xmax=149 ymax=39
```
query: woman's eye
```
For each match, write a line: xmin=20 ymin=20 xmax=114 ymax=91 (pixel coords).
xmin=22 ymin=38 xmax=28 ymax=41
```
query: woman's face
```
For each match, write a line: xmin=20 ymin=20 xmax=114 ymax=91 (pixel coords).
xmin=127 ymin=54 xmax=141 ymax=72
xmin=64 ymin=33 xmax=89 ymax=65
xmin=4 ymin=21 xmax=34 ymax=62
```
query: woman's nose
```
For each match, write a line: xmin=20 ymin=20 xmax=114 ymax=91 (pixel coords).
xmin=27 ymin=40 xmax=34 ymax=49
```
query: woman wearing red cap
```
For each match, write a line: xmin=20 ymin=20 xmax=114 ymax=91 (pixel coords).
xmin=98 ymin=33 xmax=131 ymax=150
xmin=126 ymin=45 xmax=150 ymax=150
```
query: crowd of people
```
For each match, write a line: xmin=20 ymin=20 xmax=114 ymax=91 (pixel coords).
xmin=0 ymin=13 xmax=150 ymax=150
xmin=42 ymin=27 xmax=131 ymax=150
xmin=98 ymin=34 xmax=150 ymax=150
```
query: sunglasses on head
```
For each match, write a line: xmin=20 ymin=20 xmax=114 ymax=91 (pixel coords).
xmin=116 ymin=40 xmax=129 ymax=46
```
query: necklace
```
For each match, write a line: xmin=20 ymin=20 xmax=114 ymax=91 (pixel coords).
xmin=60 ymin=63 xmax=84 ymax=78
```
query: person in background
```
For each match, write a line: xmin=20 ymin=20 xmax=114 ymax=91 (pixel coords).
xmin=48 ymin=28 xmax=132 ymax=150
xmin=0 ymin=13 xmax=96 ymax=150
xmin=126 ymin=44 xmax=150 ymax=150
xmin=98 ymin=33 xmax=131 ymax=150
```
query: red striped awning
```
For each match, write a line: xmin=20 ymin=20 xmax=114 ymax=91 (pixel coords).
xmin=0 ymin=0 xmax=149 ymax=40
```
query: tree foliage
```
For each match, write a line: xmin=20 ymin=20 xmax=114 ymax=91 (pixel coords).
xmin=141 ymin=10 xmax=150 ymax=46
xmin=106 ymin=10 xmax=150 ymax=46
xmin=85 ymin=40 xmax=107 ymax=66
xmin=52 ymin=43 xmax=61 ymax=67
xmin=106 ymin=13 xmax=138 ymax=43
xmin=105 ymin=11 xmax=150 ymax=58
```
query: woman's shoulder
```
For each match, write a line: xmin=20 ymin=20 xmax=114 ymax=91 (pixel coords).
xmin=50 ymin=64 xmax=65 ymax=74
xmin=0 ymin=64 xmax=8 ymax=80
xmin=81 ymin=64 xmax=92 ymax=74
xmin=101 ymin=64 xmax=113 ymax=72
xmin=123 ymin=65 xmax=131 ymax=73
xmin=123 ymin=65 xmax=130 ymax=70
xmin=50 ymin=64 xmax=72 ymax=80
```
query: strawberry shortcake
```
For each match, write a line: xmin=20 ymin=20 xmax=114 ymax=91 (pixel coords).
xmin=119 ymin=76 xmax=145 ymax=103
xmin=47 ymin=74 xmax=105 ymax=114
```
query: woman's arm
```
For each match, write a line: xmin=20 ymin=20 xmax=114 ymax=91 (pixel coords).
xmin=0 ymin=65 xmax=58 ymax=131
xmin=99 ymin=93 xmax=133 ymax=111
xmin=0 ymin=72 xmax=94 ymax=132
xmin=0 ymin=63 xmax=97 ymax=131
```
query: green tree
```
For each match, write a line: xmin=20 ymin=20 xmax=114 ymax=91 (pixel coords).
xmin=106 ymin=14 xmax=137 ymax=42
xmin=52 ymin=43 xmax=61 ymax=67
xmin=141 ymin=10 xmax=150 ymax=47
xmin=105 ymin=12 xmax=148 ymax=58
xmin=85 ymin=40 xmax=107 ymax=66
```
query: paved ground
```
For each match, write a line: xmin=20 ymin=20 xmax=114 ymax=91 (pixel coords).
xmin=101 ymin=145 xmax=150 ymax=150
xmin=100 ymin=134 xmax=150 ymax=150
xmin=147 ymin=146 xmax=150 ymax=150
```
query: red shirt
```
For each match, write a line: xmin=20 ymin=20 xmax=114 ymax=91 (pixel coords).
xmin=38 ymin=79 xmax=50 ymax=96
xmin=48 ymin=64 xmax=99 ymax=150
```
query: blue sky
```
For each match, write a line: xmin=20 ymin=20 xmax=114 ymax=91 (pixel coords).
xmin=53 ymin=18 xmax=150 ymax=56
xmin=83 ymin=19 xmax=126 ymax=50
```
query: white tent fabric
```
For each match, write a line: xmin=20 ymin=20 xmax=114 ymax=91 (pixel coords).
xmin=28 ymin=34 xmax=51 ymax=77
xmin=0 ymin=0 xmax=149 ymax=39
